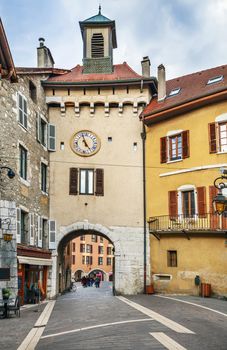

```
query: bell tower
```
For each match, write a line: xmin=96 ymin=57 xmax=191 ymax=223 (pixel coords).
xmin=79 ymin=6 xmax=117 ymax=74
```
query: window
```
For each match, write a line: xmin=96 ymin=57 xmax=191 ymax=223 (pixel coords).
xmin=21 ymin=210 xmax=28 ymax=244
xmin=169 ymin=134 xmax=182 ymax=161
xmin=91 ymin=33 xmax=104 ymax=58
xmin=82 ymin=256 xmax=85 ymax=264
xmin=107 ymin=247 xmax=112 ymax=255
xmin=167 ymin=250 xmax=177 ymax=267
xmin=91 ymin=235 xmax=97 ymax=242
xmin=219 ymin=122 xmax=227 ymax=152
xmin=19 ymin=145 xmax=27 ymax=180
xmin=69 ymin=168 xmax=104 ymax=196
xmin=160 ymin=130 xmax=189 ymax=163
xmin=67 ymin=243 xmax=70 ymax=255
xmin=86 ymin=256 xmax=93 ymax=265
xmin=18 ymin=93 xmax=28 ymax=129
xmin=168 ymin=87 xmax=181 ymax=97
xmin=209 ymin=120 xmax=227 ymax=153
xmin=37 ymin=114 xmax=47 ymax=147
xmin=98 ymin=257 xmax=103 ymax=265
xmin=107 ymin=257 xmax=112 ymax=266
xmin=29 ymin=80 xmax=37 ymax=103
xmin=40 ymin=119 xmax=47 ymax=147
xmin=80 ymin=244 xmax=85 ymax=253
xmin=182 ymin=190 xmax=195 ymax=217
xmin=80 ymin=235 xmax=85 ymax=241
xmin=80 ymin=169 xmax=94 ymax=195
xmin=207 ymin=75 xmax=223 ymax=85
xmin=86 ymin=244 xmax=93 ymax=253
xmin=72 ymin=255 xmax=75 ymax=264
xmin=41 ymin=163 xmax=47 ymax=193
xmin=100 ymin=237 xmax=103 ymax=243
xmin=98 ymin=246 xmax=104 ymax=254
xmin=169 ymin=186 xmax=206 ymax=219
xmin=72 ymin=243 xmax=76 ymax=252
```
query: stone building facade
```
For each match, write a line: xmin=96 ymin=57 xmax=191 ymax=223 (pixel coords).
xmin=0 ymin=19 xmax=58 ymax=302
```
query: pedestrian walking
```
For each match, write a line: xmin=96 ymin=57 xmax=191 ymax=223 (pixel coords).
xmin=94 ymin=276 xmax=100 ymax=288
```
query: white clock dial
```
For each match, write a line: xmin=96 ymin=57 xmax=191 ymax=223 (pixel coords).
xmin=71 ymin=130 xmax=100 ymax=156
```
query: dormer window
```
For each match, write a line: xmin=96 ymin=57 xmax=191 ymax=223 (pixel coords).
xmin=168 ymin=88 xmax=181 ymax=97
xmin=207 ymin=75 xmax=223 ymax=85
xmin=91 ymin=33 xmax=104 ymax=58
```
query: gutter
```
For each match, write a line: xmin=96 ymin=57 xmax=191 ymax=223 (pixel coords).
xmin=143 ymin=88 xmax=227 ymax=125
xmin=141 ymin=121 xmax=147 ymax=294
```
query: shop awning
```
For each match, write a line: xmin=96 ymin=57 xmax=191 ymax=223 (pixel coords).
xmin=17 ymin=256 xmax=52 ymax=266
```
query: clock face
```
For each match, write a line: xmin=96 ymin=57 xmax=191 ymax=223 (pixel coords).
xmin=71 ymin=130 xmax=101 ymax=156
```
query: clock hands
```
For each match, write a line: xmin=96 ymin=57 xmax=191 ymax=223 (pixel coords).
xmin=82 ymin=134 xmax=91 ymax=151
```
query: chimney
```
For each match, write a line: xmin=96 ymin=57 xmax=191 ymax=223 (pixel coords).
xmin=141 ymin=56 xmax=151 ymax=77
xmin=157 ymin=64 xmax=166 ymax=101
xmin=37 ymin=38 xmax=55 ymax=68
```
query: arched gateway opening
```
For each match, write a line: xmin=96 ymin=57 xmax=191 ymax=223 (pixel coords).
xmin=55 ymin=222 xmax=119 ymax=296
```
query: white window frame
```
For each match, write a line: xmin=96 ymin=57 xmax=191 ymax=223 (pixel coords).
xmin=166 ymin=130 xmax=183 ymax=163
xmin=37 ymin=114 xmax=48 ymax=148
xmin=215 ymin=114 xmax=227 ymax=154
xmin=177 ymin=184 xmax=198 ymax=218
xmin=41 ymin=161 xmax=48 ymax=194
xmin=17 ymin=92 xmax=28 ymax=129
xmin=79 ymin=169 xmax=94 ymax=195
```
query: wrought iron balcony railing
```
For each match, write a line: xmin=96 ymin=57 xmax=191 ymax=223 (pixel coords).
xmin=148 ymin=213 xmax=227 ymax=233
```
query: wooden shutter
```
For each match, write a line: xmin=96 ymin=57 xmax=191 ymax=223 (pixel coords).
xmin=160 ymin=137 xmax=167 ymax=163
xmin=48 ymin=124 xmax=56 ymax=151
xmin=209 ymin=123 xmax=217 ymax=153
xmin=169 ymin=191 xmax=178 ymax=219
xmin=49 ymin=220 xmax=56 ymax=250
xmin=197 ymin=187 xmax=206 ymax=218
xmin=209 ymin=186 xmax=219 ymax=229
xmin=16 ymin=208 xmax=21 ymax=244
xmin=69 ymin=168 xmax=78 ymax=195
xmin=182 ymin=130 xmax=189 ymax=158
xmin=95 ymin=169 xmax=104 ymax=196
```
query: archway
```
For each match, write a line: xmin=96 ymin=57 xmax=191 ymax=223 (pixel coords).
xmin=55 ymin=222 xmax=119 ymax=296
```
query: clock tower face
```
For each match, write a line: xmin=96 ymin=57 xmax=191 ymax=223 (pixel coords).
xmin=71 ymin=130 xmax=101 ymax=157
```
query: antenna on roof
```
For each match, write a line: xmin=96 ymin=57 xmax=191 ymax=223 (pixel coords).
xmin=99 ymin=4 xmax=101 ymax=14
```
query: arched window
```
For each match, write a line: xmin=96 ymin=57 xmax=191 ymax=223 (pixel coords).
xmin=91 ymin=33 xmax=104 ymax=58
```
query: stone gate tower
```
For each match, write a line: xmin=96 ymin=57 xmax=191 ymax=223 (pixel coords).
xmin=43 ymin=8 xmax=157 ymax=296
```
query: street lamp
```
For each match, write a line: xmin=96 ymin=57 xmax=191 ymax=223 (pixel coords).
xmin=0 ymin=166 xmax=15 ymax=179
xmin=213 ymin=170 xmax=227 ymax=215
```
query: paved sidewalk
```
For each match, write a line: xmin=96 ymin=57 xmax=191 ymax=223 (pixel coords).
xmin=0 ymin=303 xmax=47 ymax=350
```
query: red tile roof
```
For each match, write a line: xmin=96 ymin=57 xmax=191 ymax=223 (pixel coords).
xmin=142 ymin=64 xmax=227 ymax=121
xmin=45 ymin=62 xmax=143 ymax=84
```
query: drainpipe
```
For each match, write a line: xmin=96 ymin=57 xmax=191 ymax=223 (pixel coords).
xmin=141 ymin=120 xmax=147 ymax=294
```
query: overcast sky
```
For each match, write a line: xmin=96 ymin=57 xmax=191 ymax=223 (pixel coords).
xmin=1 ymin=0 xmax=227 ymax=80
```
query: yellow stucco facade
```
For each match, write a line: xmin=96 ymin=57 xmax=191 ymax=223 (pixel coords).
xmin=146 ymin=100 xmax=227 ymax=297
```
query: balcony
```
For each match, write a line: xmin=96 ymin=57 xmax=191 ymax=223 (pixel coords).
xmin=148 ymin=213 xmax=227 ymax=240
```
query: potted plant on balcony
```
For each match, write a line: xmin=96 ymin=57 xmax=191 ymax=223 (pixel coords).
xmin=2 ymin=288 xmax=11 ymax=300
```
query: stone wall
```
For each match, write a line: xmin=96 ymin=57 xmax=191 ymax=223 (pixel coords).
xmin=0 ymin=200 xmax=17 ymax=296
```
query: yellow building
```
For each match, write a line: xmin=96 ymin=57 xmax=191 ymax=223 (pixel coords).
xmin=142 ymin=64 xmax=227 ymax=297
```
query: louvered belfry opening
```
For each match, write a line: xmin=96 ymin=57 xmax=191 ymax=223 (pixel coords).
xmin=91 ymin=33 xmax=104 ymax=58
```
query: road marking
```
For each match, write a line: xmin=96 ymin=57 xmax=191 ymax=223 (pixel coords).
xmin=117 ymin=296 xmax=194 ymax=334
xmin=155 ymin=295 xmax=227 ymax=318
xmin=41 ymin=318 xmax=153 ymax=339
xmin=17 ymin=301 xmax=55 ymax=350
xmin=150 ymin=332 xmax=187 ymax=350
